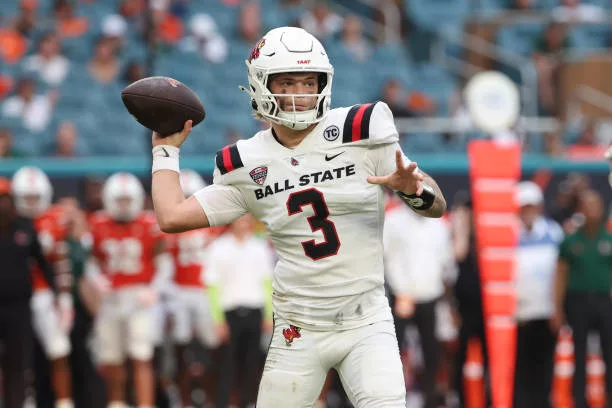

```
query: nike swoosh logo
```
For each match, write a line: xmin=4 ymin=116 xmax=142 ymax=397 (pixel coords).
xmin=161 ymin=147 xmax=170 ymax=158
xmin=325 ymin=151 xmax=345 ymax=161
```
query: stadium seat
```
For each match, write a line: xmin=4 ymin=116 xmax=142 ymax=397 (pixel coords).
xmin=404 ymin=0 xmax=470 ymax=32
xmin=410 ymin=63 xmax=457 ymax=115
xmin=568 ymin=24 xmax=610 ymax=52
xmin=402 ymin=132 xmax=445 ymax=153
xmin=476 ymin=0 xmax=511 ymax=16
xmin=496 ymin=23 xmax=545 ymax=57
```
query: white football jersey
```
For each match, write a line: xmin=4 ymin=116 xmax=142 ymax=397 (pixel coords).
xmin=195 ymin=101 xmax=410 ymax=330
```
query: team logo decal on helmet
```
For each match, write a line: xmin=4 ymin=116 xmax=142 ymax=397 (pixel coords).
xmin=249 ymin=38 xmax=265 ymax=62
xmin=249 ymin=166 xmax=268 ymax=185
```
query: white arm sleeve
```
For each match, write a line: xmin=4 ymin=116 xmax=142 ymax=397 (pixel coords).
xmin=369 ymin=141 xmax=412 ymax=178
xmin=194 ymin=183 xmax=248 ymax=227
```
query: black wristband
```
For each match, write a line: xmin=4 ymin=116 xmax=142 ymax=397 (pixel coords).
xmin=397 ymin=183 xmax=435 ymax=210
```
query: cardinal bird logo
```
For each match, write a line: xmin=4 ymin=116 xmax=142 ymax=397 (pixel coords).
xmin=282 ymin=325 xmax=302 ymax=346
xmin=249 ymin=38 xmax=266 ymax=62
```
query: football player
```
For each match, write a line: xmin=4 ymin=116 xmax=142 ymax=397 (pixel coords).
xmin=11 ymin=166 xmax=74 ymax=408
xmin=164 ymin=169 xmax=222 ymax=408
xmin=86 ymin=172 xmax=173 ymax=408
xmin=149 ymin=27 xmax=446 ymax=406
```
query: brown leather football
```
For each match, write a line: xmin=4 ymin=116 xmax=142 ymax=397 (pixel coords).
xmin=121 ymin=76 xmax=205 ymax=137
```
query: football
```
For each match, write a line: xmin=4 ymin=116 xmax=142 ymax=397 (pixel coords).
xmin=121 ymin=76 xmax=205 ymax=137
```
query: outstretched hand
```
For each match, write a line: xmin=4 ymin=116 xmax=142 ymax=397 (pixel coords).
xmin=152 ymin=120 xmax=193 ymax=148
xmin=367 ymin=150 xmax=424 ymax=195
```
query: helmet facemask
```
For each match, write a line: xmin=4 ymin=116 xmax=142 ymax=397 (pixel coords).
xmin=243 ymin=66 xmax=333 ymax=131
xmin=239 ymin=27 xmax=334 ymax=131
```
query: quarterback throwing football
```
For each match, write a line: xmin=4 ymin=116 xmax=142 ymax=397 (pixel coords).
xmin=151 ymin=27 xmax=446 ymax=407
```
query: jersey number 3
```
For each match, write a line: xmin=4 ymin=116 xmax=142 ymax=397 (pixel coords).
xmin=286 ymin=188 xmax=340 ymax=260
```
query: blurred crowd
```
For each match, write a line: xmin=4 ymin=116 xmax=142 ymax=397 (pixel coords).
xmin=0 ymin=0 xmax=610 ymax=157
xmin=0 ymin=165 xmax=611 ymax=408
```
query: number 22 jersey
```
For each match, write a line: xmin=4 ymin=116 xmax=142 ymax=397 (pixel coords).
xmin=195 ymin=101 xmax=410 ymax=330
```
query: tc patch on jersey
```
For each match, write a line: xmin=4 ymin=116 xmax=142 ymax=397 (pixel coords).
xmin=324 ymin=125 xmax=340 ymax=141
xmin=249 ymin=166 xmax=268 ymax=185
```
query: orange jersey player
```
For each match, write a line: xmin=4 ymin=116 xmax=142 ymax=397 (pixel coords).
xmin=11 ymin=166 xmax=74 ymax=408
xmin=163 ymin=170 xmax=224 ymax=408
xmin=86 ymin=172 xmax=172 ymax=408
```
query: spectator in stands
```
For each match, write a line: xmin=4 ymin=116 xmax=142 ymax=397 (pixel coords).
xmin=53 ymin=0 xmax=88 ymax=39
xmin=384 ymin=193 xmax=454 ymax=408
xmin=515 ymin=181 xmax=562 ymax=408
xmin=152 ymin=0 xmax=184 ymax=46
xmin=553 ymin=189 xmax=612 ymax=408
xmin=123 ymin=61 xmax=146 ymax=84
xmin=0 ymin=75 xmax=13 ymax=100
xmin=299 ymin=0 xmax=343 ymax=40
xmin=13 ymin=0 xmax=39 ymax=37
xmin=238 ymin=1 xmax=263 ymax=44
xmin=381 ymin=79 xmax=409 ymax=117
xmin=545 ymin=132 xmax=565 ymax=156
xmin=101 ymin=14 xmax=128 ymax=53
xmin=51 ymin=121 xmax=80 ymax=157
xmin=381 ymin=79 xmax=435 ymax=120
xmin=512 ymin=0 xmax=535 ymax=12
xmin=552 ymin=0 xmax=604 ymax=23
xmin=340 ymin=14 xmax=371 ymax=62
xmin=88 ymin=37 xmax=120 ymax=85
xmin=0 ymin=128 xmax=24 ymax=158
xmin=23 ymin=33 xmax=70 ymax=87
xmin=184 ymin=13 xmax=228 ymax=63
xmin=574 ymin=120 xmax=597 ymax=146
xmin=2 ymin=77 xmax=57 ymax=133
xmin=0 ymin=28 xmax=28 ymax=64
xmin=532 ymin=22 xmax=572 ymax=116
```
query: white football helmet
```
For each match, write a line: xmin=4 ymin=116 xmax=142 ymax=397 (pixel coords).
xmin=102 ymin=172 xmax=144 ymax=222
xmin=179 ymin=169 xmax=207 ymax=198
xmin=11 ymin=166 xmax=53 ymax=218
xmin=240 ymin=26 xmax=334 ymax=130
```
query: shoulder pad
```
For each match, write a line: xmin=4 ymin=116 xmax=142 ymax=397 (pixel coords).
xmin=215 ymin=143 xmax=244 ymax=175
xmin=342 ymin=102 xmax=379 ymax=144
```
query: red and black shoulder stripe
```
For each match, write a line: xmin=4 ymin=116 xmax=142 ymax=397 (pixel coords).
xmin=342 ymin=102 xmax=378 ymax=144
xmin=215 ymin=144 xmax=244 ymax=175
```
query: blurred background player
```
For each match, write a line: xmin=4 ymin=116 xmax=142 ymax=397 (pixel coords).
xmin=86 ymin=172 xmax=173 ymax=408
xmin=0 ymin=176 xmax=55 ymax=408
xmin=206 ymin=213 xmax=274 ymax=408
xmin=59 ymin=197 xmax=107 ymax=408
xmin=553 ymin=189 xmax=612 ymax=408
xmin=514 ymin=181 xmax=563 ymax=408
xmin=11 ymin=166 xmax=74 ymax=408
xmin=165 ymin=169 xmax=222 ymax=408
xmin=384 ymin=191 xmax=454 ymax=408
